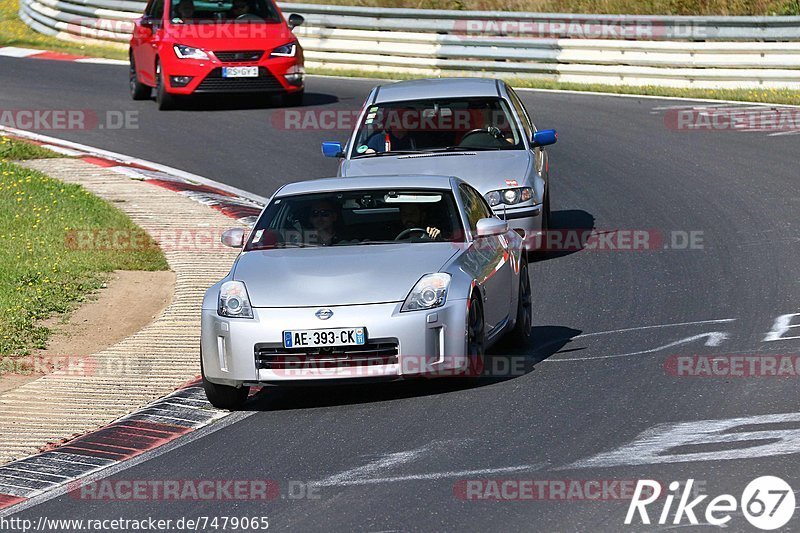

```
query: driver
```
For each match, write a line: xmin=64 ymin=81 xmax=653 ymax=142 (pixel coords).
xmin=399 ymin=203 xmax=441 ymax=240
xmin=307 ymin=200 xmax=341 ymax=246
xmin=229 ymin=0 xmax=251 ymax=18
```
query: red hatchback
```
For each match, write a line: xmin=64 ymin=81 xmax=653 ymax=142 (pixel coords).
xmin=129 ymin=0 xmax=305 ymax=109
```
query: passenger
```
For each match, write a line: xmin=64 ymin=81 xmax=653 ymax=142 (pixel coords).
xmin=176 ymin=0 xmax=194 ymax=20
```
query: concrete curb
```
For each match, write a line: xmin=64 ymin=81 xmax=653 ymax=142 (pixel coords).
xmin=0 ymin=143 xmax=265 ymax=511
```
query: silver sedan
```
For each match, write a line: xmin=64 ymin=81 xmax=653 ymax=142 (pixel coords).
xmin=322 ymin=77 xmax=557 ymax=250
xmin=200 ymin=174 xmax=531 ymax=409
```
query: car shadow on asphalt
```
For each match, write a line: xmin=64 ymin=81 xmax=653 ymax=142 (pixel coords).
xmin=158 ymin=91 xmax=339 ymax=111
xmin=243 ymin=325 xmax=583 ymax=411
xmin=529 ymin=209 xmax=595 ymax=262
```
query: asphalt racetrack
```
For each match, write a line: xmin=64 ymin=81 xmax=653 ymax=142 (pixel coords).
xmin=3 ymin=56 xmax=800 ymax=531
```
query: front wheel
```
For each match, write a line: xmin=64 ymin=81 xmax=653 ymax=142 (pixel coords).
xmin=156 ymin=61 xmax=176 ymax=111
xmin=508 ymin=259 xmax=532 ymax=346
xmin=461 ymin=294 xmax=486 ymax=380
xmin=129 ymin=54 xmax=150 ymax=101
xmin=201 ymin=357 xmax=249 ymax=409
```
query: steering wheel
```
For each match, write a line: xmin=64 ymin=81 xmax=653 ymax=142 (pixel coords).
xmin=395 ymin=227 xmax=428 ymax=241
xmin=461 ymin=126 xmax=503 ymax=141
xmin=236 ymin=13 xmax=264 ymax=20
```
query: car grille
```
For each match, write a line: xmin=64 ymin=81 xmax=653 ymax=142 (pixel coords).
xmin=214 ymin=50 xmax=263 ymax=62
xmin=254 ymin=341 xmax=399 ymax=369
xmin=195 ymin=68 xmax=283 ymax=92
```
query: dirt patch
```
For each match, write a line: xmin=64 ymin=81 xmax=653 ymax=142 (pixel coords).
xmin=0 ymin=270 xmax=175 ymax=394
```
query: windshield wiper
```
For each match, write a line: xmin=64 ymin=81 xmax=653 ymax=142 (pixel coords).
xmin=424 ymin=146 xmax=501 ymax=152
xmin=352 ymin=150 xmax=420 ymax=158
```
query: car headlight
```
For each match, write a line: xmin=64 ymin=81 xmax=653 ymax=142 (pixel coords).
xmin=173 ymin=44 xmax=209 ymax=60
xmin=485 ymin=187 xmax=534 ymax=206
xmin=270 ymin=43 xmax=297 ymax=58
xmin=401 ymin=273 xmax=451 ymax=312
xmin=218 ymin=281 xmax=254 ymax=319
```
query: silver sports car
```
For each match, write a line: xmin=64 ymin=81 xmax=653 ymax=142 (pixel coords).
xmin=200 ymin=174 xmax=531 ymax=408
xmin=322 ymin=78 xmax=557 ymax=250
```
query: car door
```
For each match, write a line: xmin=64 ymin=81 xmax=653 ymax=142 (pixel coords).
xmin=458 ymin=183 xmax=512 ymax=335
xmin=132 ymin=0 xmax=165 ymax=85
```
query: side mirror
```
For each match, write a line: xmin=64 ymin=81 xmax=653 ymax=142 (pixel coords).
xmin=475 ymin=217 xmax=508 ymax=238
xmin=221 ymin=228 xmax=245 ymax=248
xmin=321 ymin=141 xmax=344 ymax=158
xmin=532 ymin=129 xmax=557 ymax=147
xmin=139 ymin=17 xmax=153 ymax=29
xmin=287 ymin=13 xmax=304 ymax=30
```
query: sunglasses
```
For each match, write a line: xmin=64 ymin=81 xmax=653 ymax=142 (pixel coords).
xmin=311 ymin=209 xmax=333 ymax=217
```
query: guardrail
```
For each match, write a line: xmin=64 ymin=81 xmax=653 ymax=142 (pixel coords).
xmin=18 ymin=0 xmax=800 ymax=88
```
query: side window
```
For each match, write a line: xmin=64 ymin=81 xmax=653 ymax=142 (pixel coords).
xmin=507 ymin=88 xmax=534 ymax=139
xmin=459 ymin=184 xmax=492 ymax=233
xmin=147 ymin=0 xmax=165 ymax=20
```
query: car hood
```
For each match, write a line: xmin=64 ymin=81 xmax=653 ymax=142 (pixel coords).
xmin=164 ymin=24 xmax=294 ymax=51
xmin=233 ymin=243 xmax=458 ymax=307
xmin=341 ymin=150 xmax=533 ymax=193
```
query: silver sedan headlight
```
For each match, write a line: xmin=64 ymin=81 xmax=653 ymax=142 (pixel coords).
xmin=401 ymin=273 xmax=451 ymax=312
xmin=218 ymin=281 xmax=254 ymax=319
xmin=485 ymin=187 xmax=534 ymax=206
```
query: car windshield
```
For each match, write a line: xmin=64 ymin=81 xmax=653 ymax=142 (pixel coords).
xmin=169 ymin=0 xmax=281 ymax=23
xmin=350 ymin=97 xmax=524 ymax=157
xmin=244 ymin=188 xmax=465 ymax=250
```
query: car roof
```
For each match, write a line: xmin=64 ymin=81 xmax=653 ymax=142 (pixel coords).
xmin=275 ymin=175 xmax=458 ymax=197
xmin=373 ymin=78 xmax=502 ymax=103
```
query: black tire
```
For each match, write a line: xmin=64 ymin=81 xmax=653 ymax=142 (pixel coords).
xmin=129 ymin=54 xmax=150 ymax=101
xmin=508 ymin=259 xmax=532 ymax=346
xmin=200 ymin=356 xmax=249 ymax=410
xmin=280 ymin=89 xmax=304 ymax=107
xmin=462 ymin=294 xmax=486 ymax=380
xmin=155 ymin=60 xmax=176 ymax=111
xmin=541 ymin=188 xmax=551 ymax=232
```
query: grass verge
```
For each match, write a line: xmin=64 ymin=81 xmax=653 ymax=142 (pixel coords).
xmin=0 ymin=136 xmax=169 ymax=357
xmin=308 ymin=67 xmax=800 ymax=106
xmin=0 ymin=135 xmax=60 ymax=160
xmin=0 ymin=0 xmax=127 ymax=61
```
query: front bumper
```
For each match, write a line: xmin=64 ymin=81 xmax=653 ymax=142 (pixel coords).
xmin=201 ymin=300 xmax=470 ymax=386
xmin=161 ymin=52 xmax=303 ymax=95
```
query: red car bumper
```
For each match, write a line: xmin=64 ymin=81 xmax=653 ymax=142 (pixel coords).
xmin=159 ymin=50 xmax=303 ymax=95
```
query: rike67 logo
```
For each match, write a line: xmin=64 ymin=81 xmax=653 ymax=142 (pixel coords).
xmin=625 ymin=476 xmax=794 ymax=530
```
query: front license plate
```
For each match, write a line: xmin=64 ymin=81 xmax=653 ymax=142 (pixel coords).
xmin=222 ymin=66 xmax=258 ymax=78
xmin=283 ymin=328 xmax=366 ymax=348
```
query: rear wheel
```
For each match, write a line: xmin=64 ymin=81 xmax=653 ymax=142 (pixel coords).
xmin=508 ymin=260 xmax=532 ymax=346
xmin=129 ymin=54 xmax=150 ymax=100
xmin=201 ymin=356 xmax=249 ymax=410
xmin=156 ymin=61 xmax=176 ymax=110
